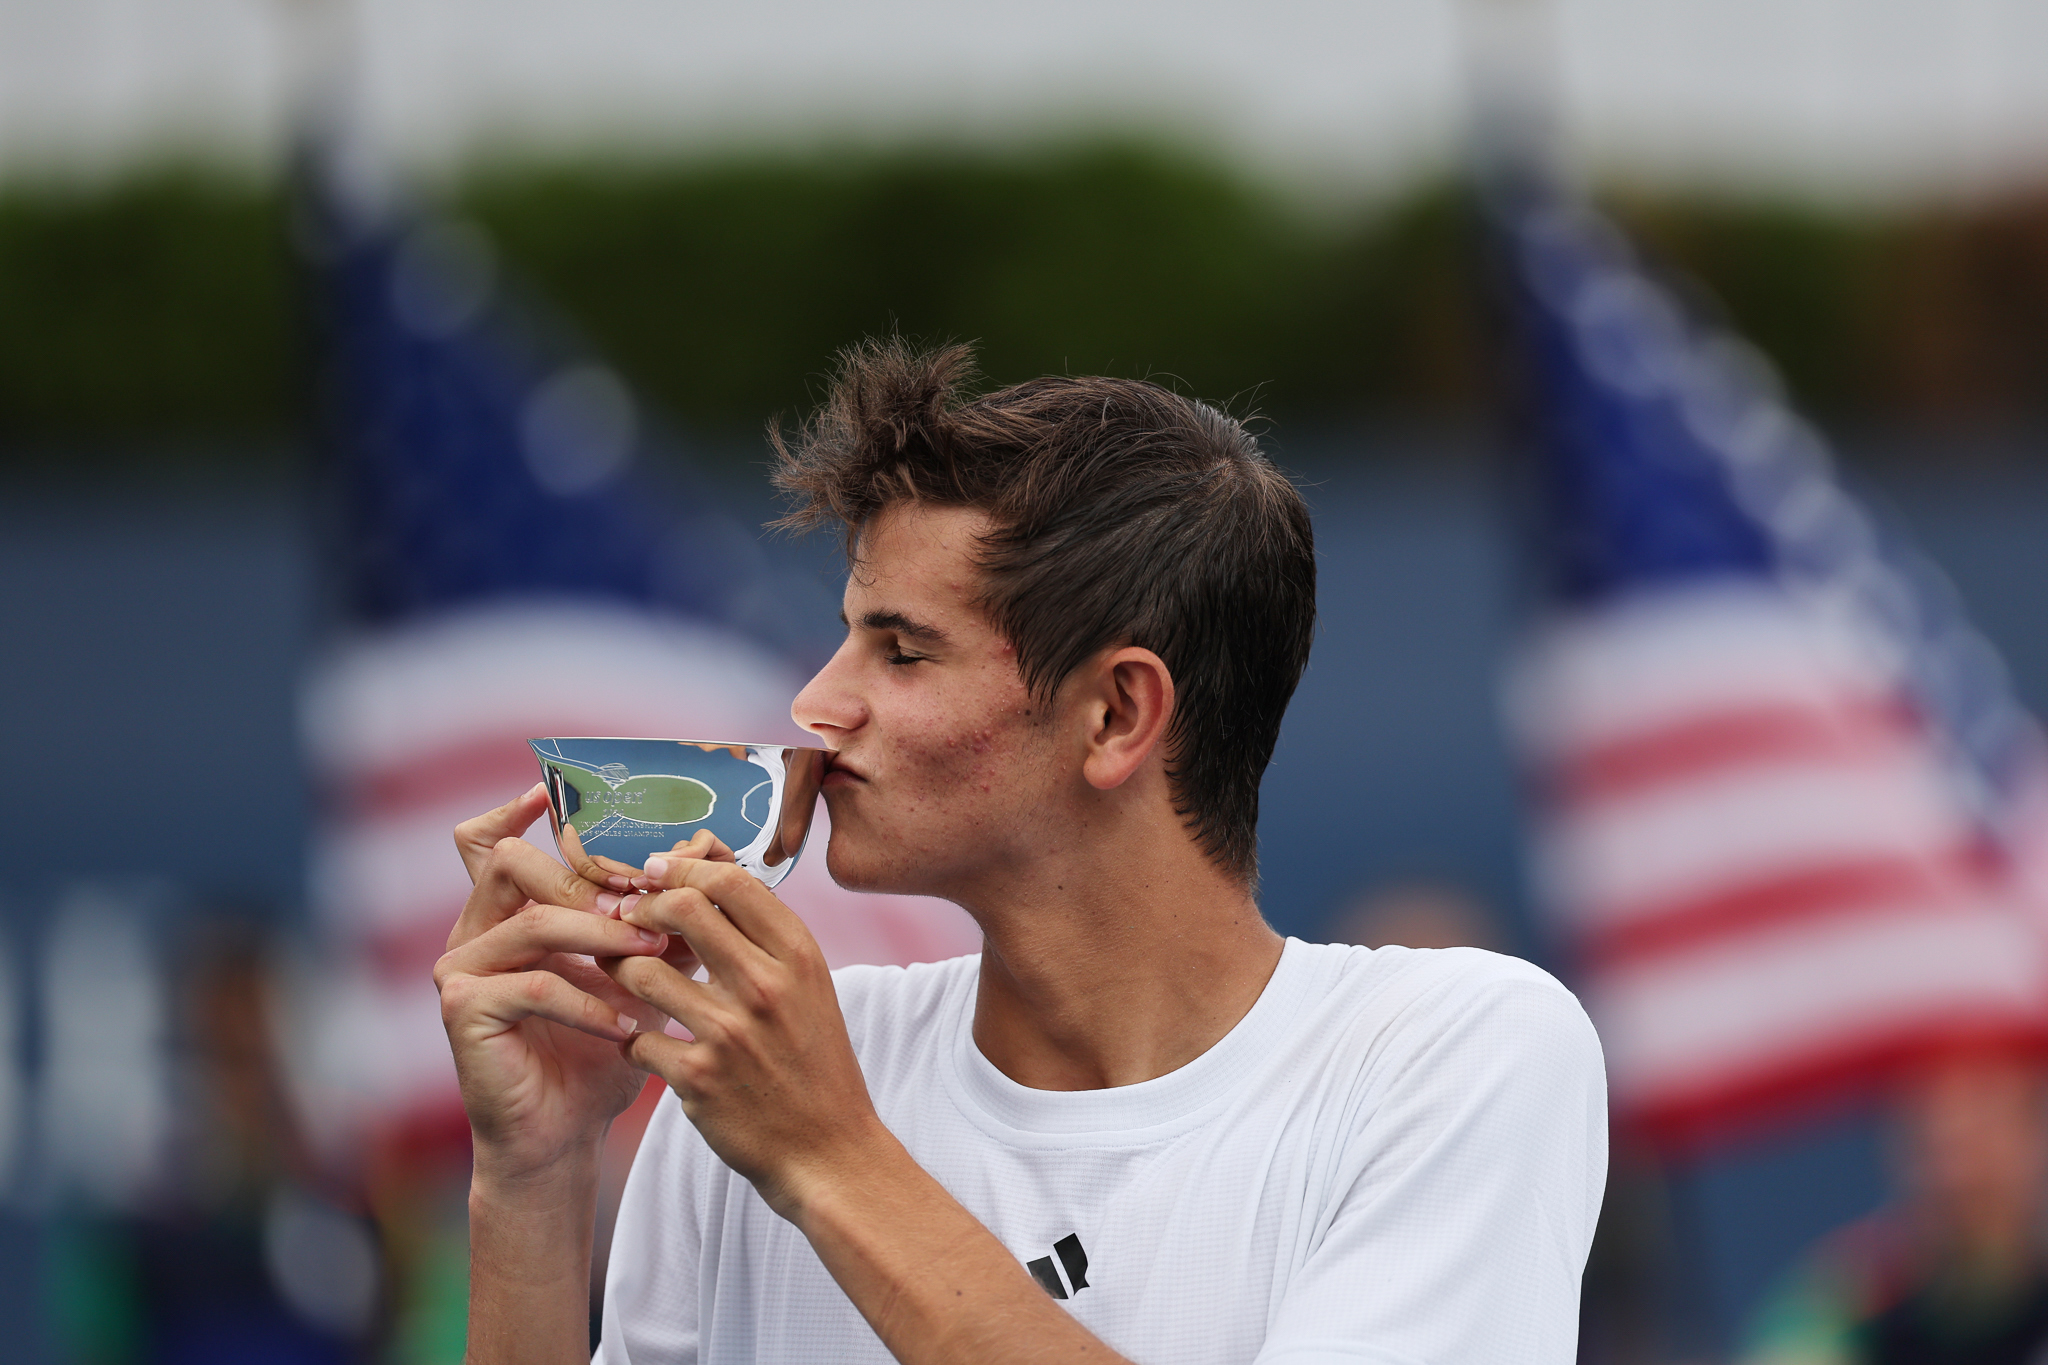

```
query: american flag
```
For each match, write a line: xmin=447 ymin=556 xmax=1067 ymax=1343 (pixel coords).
xmin=1497 ymin=187 xmax=2048 ymax=1151
xmin=288 ymin=185 xmax=978 ymax=1160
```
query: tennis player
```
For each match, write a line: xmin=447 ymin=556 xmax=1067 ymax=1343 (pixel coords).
xmin=435 ymin=340 xmax=1607 ymax=1364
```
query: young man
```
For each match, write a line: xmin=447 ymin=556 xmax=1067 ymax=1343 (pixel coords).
xmin=435 ymin=341 xmax=1607 ymax=1364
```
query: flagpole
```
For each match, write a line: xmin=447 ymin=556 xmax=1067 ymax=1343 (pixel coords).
xmin=273 ymin=0 xmax=387 ymax=222
xmin=1455 ymin=0 xmax=1566 ymax=201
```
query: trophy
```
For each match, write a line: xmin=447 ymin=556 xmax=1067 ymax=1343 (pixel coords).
xmin=529 ymin=737 xmax=827 ymax=889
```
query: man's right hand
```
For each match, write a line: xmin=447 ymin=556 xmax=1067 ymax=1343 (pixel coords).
xmin=437 ymin=784 xmax=680 ymax=1184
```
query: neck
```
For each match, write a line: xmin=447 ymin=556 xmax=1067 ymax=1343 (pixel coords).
xmin=958 ymin=802 xmax=1285 ymax=1092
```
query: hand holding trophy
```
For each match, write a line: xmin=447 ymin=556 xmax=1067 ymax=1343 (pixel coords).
xmin=436 ymin=736 xmax=832 ymax=1177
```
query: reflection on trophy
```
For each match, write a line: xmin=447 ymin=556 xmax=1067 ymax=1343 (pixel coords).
xmin=529 ymin=738 xmax=828 ymax=888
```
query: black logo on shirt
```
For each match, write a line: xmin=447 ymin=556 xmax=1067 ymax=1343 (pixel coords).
xmin=1026 ymin=1233 xmax=1090 ymax=1299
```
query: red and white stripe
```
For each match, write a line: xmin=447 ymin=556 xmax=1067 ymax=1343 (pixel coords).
xmin=287 ymin=601 xmax=979 ymax=1161
xmin=1512 ymin=580 xmax=2048 ymax=1149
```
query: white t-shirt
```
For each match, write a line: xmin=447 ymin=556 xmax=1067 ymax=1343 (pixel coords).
xmin=597 ymin=939 xmax=1608 ymax=1365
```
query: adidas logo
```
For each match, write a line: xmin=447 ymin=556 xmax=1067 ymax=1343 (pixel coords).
xmin=1025 ymin=1233 xmax=1090 ymax=1299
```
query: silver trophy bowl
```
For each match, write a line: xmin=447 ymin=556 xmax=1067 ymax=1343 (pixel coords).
xmin=529 ymin=737 xmax=827 ymax=889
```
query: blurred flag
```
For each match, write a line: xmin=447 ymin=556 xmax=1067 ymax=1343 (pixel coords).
xmin=1497 ymin=186 xmax=2048 ymax=1151
xmin=289 ymin=183 xmax=977 ymax=1161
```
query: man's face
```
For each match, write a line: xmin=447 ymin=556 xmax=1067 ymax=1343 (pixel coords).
xmin=791 ymin=502 xmax=1066 ymax=899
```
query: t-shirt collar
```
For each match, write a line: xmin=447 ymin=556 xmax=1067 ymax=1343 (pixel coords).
xmin=941 ymin=936 xmax=1328 ymax=1145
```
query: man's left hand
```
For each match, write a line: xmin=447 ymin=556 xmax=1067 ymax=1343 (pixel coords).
xmin=604 ymin=853 xmax=889 ymax=1221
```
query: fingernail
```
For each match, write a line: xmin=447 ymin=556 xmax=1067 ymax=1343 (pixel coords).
xmin=619 ymin=893 xmax=646 ymax=920
xmin=618 ymin=1012 xmax=637 ymax=1035
xmin=595 ymin=892 xmax=622 ymax=913
xmin=606 ymin=874 xmax=631 ymax=891
xmin=644 ymin=857 xmax=670 ymax=881
xmin=528 ymin=782 xmax=546 ymax=797
xmin=635 ymin=928 xmax=660 ymax=945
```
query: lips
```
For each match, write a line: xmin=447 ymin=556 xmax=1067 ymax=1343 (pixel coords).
xmin=821 ymin=752 xmax=867 ymax=787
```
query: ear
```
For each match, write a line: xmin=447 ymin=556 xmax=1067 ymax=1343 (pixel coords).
xmin=1078 ymin=647 xmax=1174 ymax=791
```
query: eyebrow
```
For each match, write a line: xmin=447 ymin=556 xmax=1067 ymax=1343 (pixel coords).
xmin=842 ymin=608 xmax=951 ymax=646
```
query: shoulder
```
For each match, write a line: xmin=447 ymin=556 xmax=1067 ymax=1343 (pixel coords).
xmin=1310 ymin=938 xmax=1588 ymax=1020
xmin=1301 ymin=941 xmax=1605 ymax=1091
xmin=1305 ymin=945 xmax=1608 ymax=1240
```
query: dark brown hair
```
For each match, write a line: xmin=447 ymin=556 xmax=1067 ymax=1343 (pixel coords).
xmin=772 ymin=338 xmax=1315 ymax=884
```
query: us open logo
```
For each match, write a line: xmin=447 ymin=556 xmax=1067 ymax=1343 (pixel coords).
xmin=1025 ymin=1234 xmax=1090 ymax=1299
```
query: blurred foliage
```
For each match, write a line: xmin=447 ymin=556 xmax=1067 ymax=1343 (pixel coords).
xmin=0 ymin=144 xmax=2045 ymax=467
xmin=0 ymin=172 xmax=298 ymax=454
xmin=458 ymin=144 xmax=1477 ymax=439
xmin=1615 ymin=188 xmax=2048 ymax=434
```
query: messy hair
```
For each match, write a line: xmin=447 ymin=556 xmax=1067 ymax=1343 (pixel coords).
xmin=771 ymin=338 xmax=1316 ymax=885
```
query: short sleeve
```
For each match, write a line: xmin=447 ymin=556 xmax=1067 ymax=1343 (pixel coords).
xmin=593 ymin=1087 xmax=704 ymax=1365
xmin=1255 ymin=957 xmax=1609 ymax=1365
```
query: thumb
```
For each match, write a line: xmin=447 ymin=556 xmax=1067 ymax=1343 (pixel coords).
xmin=454 ymin=782 xmax=550 ymax=884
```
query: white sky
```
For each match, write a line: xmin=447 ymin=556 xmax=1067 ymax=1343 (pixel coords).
xmin=0 ymin=0 xmax=2043 ymax=202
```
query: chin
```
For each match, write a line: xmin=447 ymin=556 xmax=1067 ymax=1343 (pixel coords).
xmin=815 ymin=826 xmax=942 ymax=900
xmin=823 ymin=833 xmax=923 ymax=898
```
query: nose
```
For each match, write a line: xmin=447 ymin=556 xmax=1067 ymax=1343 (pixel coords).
xmin=792 ymin=635 xmax=867 ymax=745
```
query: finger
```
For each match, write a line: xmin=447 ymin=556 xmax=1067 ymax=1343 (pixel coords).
xmin=603 ymin=954 xmax=719 ymax=1037
xmin=627 ymin=830 xmax=736 ymax=890
xmin=550 ymin=818 xmax=639 ymax=894
xmin=605 ymin=898 xmax=702 ymax=975
xmin=671 ymin=827 xmax=738 ymax=863
xmin=440 ymin=968 xmax=637 ymax=1045
xmin=547 ymin=953 xmax=671 ymax=1032
xmin=621 ymin=883 xmax=764 ymax=981
xmin=636 ymin=858 xmax=811 ymax=963
xmin=584 ymin=853 xmax=645 ymax=895
xmin=437 ymin=903 xmax=667 ymax=983
xmin=550 ymin=827 xmax=705 ymax=897
xmin=606 ymin=909 xmax=703 ymax=976
xmin=453 ymin=784 xmax=549 ymax=884
xmin=657 ymin=935 xmax=703 ymax=976
xmin=447 ymin=837 xmax=627 ymax=953
xmin=620 ymin=1027 xmax=696 ymax=1087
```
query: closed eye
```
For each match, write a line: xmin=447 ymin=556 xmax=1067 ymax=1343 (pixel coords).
xmin=839 ymin=608 xmax=946 ymax=666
